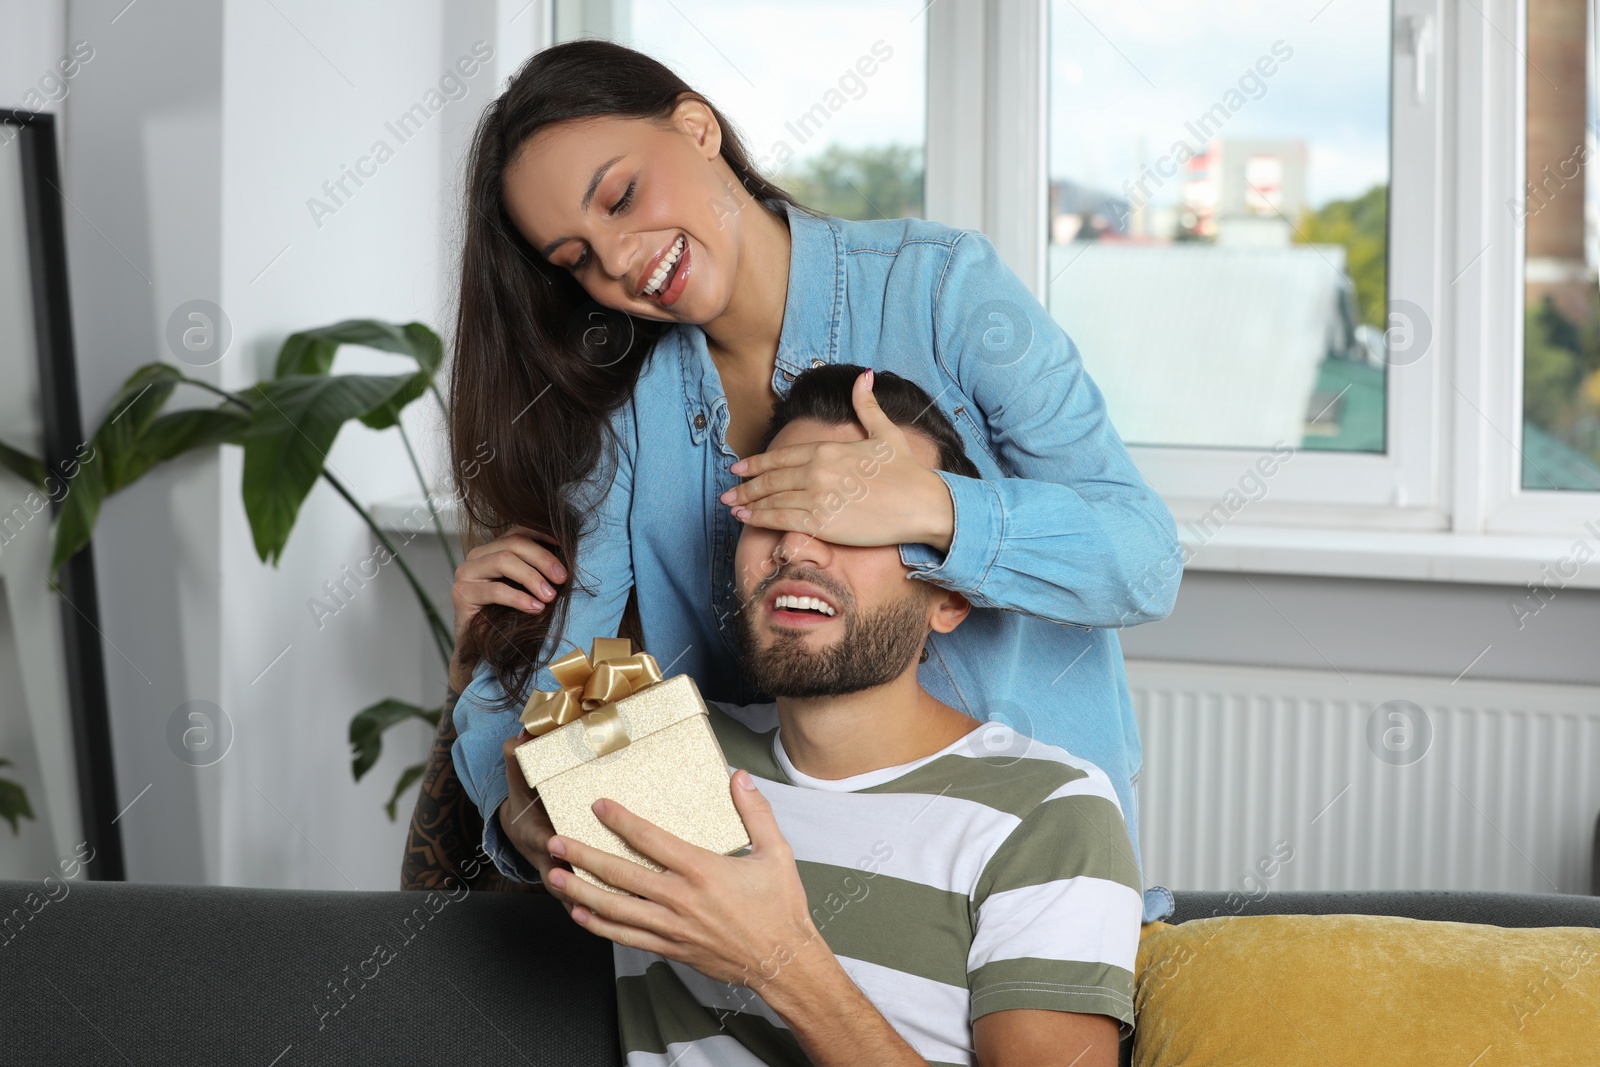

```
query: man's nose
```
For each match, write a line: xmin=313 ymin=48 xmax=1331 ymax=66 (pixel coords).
xmin=773 ymin=528 xmax=826 ymax=567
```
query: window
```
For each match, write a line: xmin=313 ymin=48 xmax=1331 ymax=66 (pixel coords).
xmin=1521 ymin=0 xmax=1600 ymax=492
xmin=553 ymin=0 xmax=928 ymax=221
xmin=1046 ymin=1 xmax=1393 ymax=455
xmin=540 ymin=0 xmax=1600 ymax=571
xmin=923 ymin=0 xmax=1600 ymax=574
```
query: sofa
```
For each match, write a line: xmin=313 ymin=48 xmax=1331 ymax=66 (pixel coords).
xmin=4 ymin=876 xmax=1598 ymax=1066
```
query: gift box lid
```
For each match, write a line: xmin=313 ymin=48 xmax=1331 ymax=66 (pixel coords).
xmin=515 ymin=673 xmax=717 ymax=786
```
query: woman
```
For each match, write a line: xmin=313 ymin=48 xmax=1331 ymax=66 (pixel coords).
xmin=447 ymin=40 xmax=1181 ymax=923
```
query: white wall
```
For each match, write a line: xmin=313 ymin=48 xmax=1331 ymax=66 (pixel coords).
xmin=16 ymin=0 xmax=546 ymax=890
xmin=17 ymin=0 xmax=1590 ymax=894
xmin=0 ymin=2 xmax=65 ymax=111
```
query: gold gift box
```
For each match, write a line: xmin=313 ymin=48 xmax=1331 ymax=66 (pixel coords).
xmin=513 ymin=637 xmax=750 ymax=896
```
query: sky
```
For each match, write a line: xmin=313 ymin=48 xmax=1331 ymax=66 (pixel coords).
xmin=1048 ymin=0 xmax=1392 ymax=209
xmin=574 ymin=0 xmax=1401 ymax=210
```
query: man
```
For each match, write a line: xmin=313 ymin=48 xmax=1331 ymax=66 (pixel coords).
xmin=498 ymin=366 xmax=1143 ymax=1066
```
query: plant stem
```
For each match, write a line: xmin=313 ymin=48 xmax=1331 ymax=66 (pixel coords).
xmin=397 ymin=421 xmax=459 ymax=573
xmin=320 ymin=469 xmax=454 ymax=670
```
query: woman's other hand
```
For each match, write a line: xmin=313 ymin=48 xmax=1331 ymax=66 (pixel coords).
xmin=450 ymin=526 xmax=568 ymax=692
xmin=721 ymin=369 xmax=956 ymax=552
xmin=500 ymin=728 xmax=576 ymax=909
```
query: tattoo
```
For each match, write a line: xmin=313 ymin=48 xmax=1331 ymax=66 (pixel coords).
xmin=400 ymin=690 xmax=539 ymax=894
xmin=400 ymin=585 xmax=645 ymax=892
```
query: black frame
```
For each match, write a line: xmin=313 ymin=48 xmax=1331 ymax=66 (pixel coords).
xmin=2 ymin=109 xmax=124 ymax=880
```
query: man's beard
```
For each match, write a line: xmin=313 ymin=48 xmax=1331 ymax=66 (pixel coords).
xmin=735 ymin=567 xmax=932 ymax=699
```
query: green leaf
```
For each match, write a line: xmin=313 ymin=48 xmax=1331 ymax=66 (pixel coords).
xmin=275 ymin=320 xmax=444 ymax=378
xmin=97 ymin=364 xmax=186 ymax=493
xmin=401 ymin=322 xmax=444 ymax=375
xmin=0 ymin=440 xmax=48 ymax=491
xmin=49 ymin=361 xmax=189 ymax=577
xmin=348 ymin=697 xmax=439 ymax=782
xmin=0 ymin=759 xmax=35 ymax=836
xmin=108 ymin=407 xmax=254 ymax=490
xmin=140 ymin=406 xmax=252 ymax=462
xmin=384 ymin=762 xmax=427 ymax=822
xmin=47 ymin=442 xmax=106 ymax=580
xmin=358 ymin=370 xmax=431 ymax=431
xmin=274 ymin=334 xmax=339 ymax=378
xmin=241 ymin=374 xmax=420 ymax=564
xmin=47 ymin=363 xmax=245 ymax=579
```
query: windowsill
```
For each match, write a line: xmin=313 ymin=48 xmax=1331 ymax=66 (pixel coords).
xmin=370 ymin=496 xmax=1600 ymax=590
xmin=372 ymin=497 xmax=462 ymax=539
xmin=1182 ymin=524 xmax=1600 ymax=590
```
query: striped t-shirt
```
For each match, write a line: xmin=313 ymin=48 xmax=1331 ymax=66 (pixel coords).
xmin=613 ymin=700 xmax=1144 ymax=1066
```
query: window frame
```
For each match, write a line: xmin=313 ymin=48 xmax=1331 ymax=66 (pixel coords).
xmin=1476 ymin=0 xmax=1600 ymax=536
xmin=924 ymin=0 xmax=1600 ymax=583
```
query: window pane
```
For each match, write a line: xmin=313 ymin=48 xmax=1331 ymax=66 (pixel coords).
xmin=1047 ymin=1 xmax=1391 ymax=451
xmin=554 ymin=0 xmax=927 ymax=221
xmin=1521 ymin=0 xmax=1600 ymax=491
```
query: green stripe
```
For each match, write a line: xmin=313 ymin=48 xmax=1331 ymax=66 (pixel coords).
xmin=857 ymin=752 xmax=1091 ymax=820
xmin=976 ymin=794 xmax=1141 ymax=899
xmin=967 ymin=956 xmax=1136 ymax=1027
xmin=796 ymin=859 xmax=973 ymax=988
xmin=706 ymin=705 xmax=788 ymax=783
xmin=617 ymin=959 xmax=973 ymax=1066
xmin=616 ymin=960 xmax=811 ymax=1064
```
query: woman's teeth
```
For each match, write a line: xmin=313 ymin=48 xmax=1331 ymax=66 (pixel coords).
xmin=643 ymin=235 xmax=686 ymax=296
xmin=774 ymin=594 xmax=836 ymax=616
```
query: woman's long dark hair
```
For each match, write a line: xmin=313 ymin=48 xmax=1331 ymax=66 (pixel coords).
xmin=450 ymin=39 xmax=800 ymax=707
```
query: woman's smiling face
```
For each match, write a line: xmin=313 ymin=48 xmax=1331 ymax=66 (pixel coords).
xmin=502 ymin=101 xmax=746 ymax=325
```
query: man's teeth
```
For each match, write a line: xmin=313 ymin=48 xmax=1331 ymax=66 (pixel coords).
xmin=643 ymin=235 xmax=686 ymax=296
xmin=774 ymin=594 xmax=836 ymax=617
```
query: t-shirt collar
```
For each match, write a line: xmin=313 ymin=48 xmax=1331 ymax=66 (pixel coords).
xmin=772 ymin=722 xmax=985 ymax=792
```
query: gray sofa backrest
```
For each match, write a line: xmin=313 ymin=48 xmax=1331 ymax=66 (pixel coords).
xmin=3 ymin=880 xmax=1597 ymax=1066
xmin=2 ymin=879 xmax=619 ymax=1066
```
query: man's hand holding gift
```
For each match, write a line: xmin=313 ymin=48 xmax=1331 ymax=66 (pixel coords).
xmin=547 ymin=766 xmax=849 ymax=1012
xmin=497 ymin=711 xmax=837 ymax=1008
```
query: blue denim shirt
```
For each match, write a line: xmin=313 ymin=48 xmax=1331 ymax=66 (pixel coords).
xmin=452 ymin=201 xmax=1182 ymax=919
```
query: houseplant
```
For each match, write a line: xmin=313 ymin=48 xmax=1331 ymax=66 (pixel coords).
xmin=2 ymin=319 xmax=462 ymax=819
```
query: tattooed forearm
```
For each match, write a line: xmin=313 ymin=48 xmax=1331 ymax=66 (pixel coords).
xmin=400 ymin=690 xmax=539 ymax=894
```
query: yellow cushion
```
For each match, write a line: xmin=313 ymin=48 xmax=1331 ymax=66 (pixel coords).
xmin=1134 ymin=914 xmax=1600 ymax=1066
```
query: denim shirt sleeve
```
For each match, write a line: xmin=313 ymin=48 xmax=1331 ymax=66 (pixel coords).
xmin=450 ymin=402 xmax=638 ymax=883
xmin=899 ymin=229 xmax=1182 ymax=629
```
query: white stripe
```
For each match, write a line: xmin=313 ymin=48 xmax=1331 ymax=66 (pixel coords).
xmin=614 ymin=944 xmax=789 ymax=1031
xmin=761 ymin=780 xmax=1021 ymax=896
xmin=1042 ymin=773 xmax=1122 ymax=810
xmin=776 ymin=724 xmax=963 ymax=792
xmin=833 ymin=954 xmax=975 ymax=1066
xmin=622 ymin=1033 xmax=770 ymax=1066
xmin=947 ymin=722 xmax=1122 ymax=808
xmin=968 ymin=877 xmax=1144 ymax=973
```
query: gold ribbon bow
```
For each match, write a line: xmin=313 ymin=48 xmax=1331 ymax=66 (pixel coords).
xmin=520 ymin=636 xmax=664 ymax=755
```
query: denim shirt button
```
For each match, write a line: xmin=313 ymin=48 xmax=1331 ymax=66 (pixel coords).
xmin=781 ymin=369 xmax=795 ymax=382
xmin=810 ymin=359 xmax=825 ymax=368
xmin=693 ymin=412 xmax=707 ymax=430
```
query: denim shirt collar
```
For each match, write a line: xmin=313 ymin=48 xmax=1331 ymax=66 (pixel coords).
xmin=679 ymin=199 xmax=843 ymax=446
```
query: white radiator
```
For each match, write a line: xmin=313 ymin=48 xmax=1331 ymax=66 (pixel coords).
xmin=1126 ymin=659 xmax=1600 ymax=896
